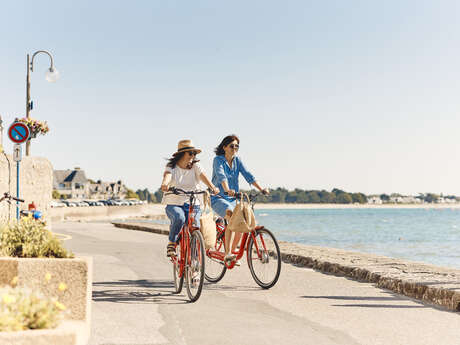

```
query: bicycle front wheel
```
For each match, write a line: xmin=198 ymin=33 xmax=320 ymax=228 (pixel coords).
xmin=247 ymin=228 xmax=281 ymax=289
xmin=185 ymin=231 xmax=205 ymax=302
xmin=205 ymin=230 xmax=227 ymax=283
xmin=173 ymin=245 xmax=184 ymax=294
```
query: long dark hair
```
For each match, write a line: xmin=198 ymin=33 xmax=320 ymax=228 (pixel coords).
xmin=214 ymin=134 xmax=240 ymax=156
xmin=166 ymin=151 xmax=200 ymax=168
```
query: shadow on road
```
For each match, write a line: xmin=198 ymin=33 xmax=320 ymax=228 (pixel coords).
xmin=92 ymin=279 xmax=189 ymax=304
xmin=300 ymin=293 xmax=427 ymax=309
xmin=330 ymin=304 xmax=426 ymax=308
xmin=203 ymin=282 xmax=262 ymax=292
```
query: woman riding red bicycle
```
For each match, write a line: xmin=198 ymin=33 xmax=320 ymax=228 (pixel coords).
xmin=160 ymin=139 xmax=219 ymax=258
xmin=210 ymin=134 xmax=269 ymax=264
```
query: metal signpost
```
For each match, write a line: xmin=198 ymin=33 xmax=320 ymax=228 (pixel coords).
xmin=8 ymin=121 xmax=30 ymax=219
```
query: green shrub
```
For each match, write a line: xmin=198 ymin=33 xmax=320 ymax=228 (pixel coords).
xmin=0 ymin=218 xmax=74 ymax=258
xmin=0 ymin=285 xmax=66 ymax=331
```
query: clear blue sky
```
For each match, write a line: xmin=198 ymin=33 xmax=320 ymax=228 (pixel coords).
xmin=1 ymin=0 xmax=459 ymax=195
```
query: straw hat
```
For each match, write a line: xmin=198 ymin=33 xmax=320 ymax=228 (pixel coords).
xmin=173 ymin=139 xmax=202 ymax=156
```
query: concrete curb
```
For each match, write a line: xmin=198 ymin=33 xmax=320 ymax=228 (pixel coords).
xmin=0 ymin=320 xmax=87 ymax=345
xmin=277 ymin=242 xmax=460 ymax=312
xmin=112 ymin=221 xmax=460 ymax=312
xmin=112 ymin=222 xmax=169 ymax=235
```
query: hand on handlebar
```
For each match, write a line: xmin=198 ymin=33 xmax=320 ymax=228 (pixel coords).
xmin=262 ymin=188 xmax=270 ymax=196
xmin=160 ymin=184 xmax=169 ymax=192
xmin=225 ymin=189 xmax=236 ymax=197
xmin=210 ymin=186 xmax=220 ymax=195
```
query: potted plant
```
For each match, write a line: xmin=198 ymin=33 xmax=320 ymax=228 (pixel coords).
xmin=0 ymin=218 xmax=92 ymax=344
xmin=16 ymin=117 xmax=50 ymax=139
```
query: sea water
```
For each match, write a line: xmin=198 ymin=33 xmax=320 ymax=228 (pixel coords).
xmin=253 ymin=208 xmax=460 ymax=269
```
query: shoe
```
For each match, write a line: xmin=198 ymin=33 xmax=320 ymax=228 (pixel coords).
xmin=224 ymin=253 xmax=236 ymax=264
xmin=166 ymin=244 xmax=176 ymax=257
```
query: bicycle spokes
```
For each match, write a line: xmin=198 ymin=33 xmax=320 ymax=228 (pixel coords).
xmin=185 ymin=231 xmax=205 ymax=302
xmin=247 ymin=229 xmax=281 ymax=289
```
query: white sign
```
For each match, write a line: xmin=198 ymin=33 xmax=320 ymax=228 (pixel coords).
xmin=13 ymin=144 xmax=22 ymax=162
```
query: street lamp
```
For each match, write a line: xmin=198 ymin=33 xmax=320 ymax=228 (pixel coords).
xmin=26 ymin=50 xmax=59 ymax=155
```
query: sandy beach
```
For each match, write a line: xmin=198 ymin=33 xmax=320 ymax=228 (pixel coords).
xmin=254 ymin=203 xmax=460 ymax=210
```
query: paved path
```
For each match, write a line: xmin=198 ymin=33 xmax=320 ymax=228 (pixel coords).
xmin=54 ymin=222 xmax=460 ymax=345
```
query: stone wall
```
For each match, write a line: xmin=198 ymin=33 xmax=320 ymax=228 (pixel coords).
xmin=0 ymin=154 xmax=53 ymax=223
xmin=49 ymin=204 xmax=166 ymax=222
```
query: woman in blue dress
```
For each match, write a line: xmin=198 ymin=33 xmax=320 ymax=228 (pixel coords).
xmin=211 ymin=134 xmax=269 ymax=263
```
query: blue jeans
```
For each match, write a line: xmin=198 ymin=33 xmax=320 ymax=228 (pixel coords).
xmin=211 ymin=196 xmax=236 ymax=218
xmin=165 ymin=204 xmax=201 ymax=243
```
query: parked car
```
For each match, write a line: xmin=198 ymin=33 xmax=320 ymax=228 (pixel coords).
xmin=50 ymin=201 xmax=66 ymax=208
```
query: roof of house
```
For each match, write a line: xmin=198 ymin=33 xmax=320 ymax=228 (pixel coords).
xmin=53 ymin=169 xmax=88 ymax=188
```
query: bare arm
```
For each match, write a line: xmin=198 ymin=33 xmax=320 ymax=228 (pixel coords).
xmin=251 ymin=181 xmax=269 ymax=195
xmin=160 ymin=171 xmax=171 ymax=192
xmin=200 ymin=173 xmax=219 ymax=195
xmin=221 ymin=180 xmax=235 ymax=196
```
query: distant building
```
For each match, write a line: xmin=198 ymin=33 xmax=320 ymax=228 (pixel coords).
xmin=53 ymin=167 xmax=89 ymax=199
xmin=367 ymin=196 xmax=383 ymax=204
xmin=88 ymin=180 xmax=127 ymax=200
xmin=389 ymin=196 xmax=423 ymax=204
xmin=54 ymin=168 xmax=128 ymax=200
xmin=437 ymin=197 xmax=457 ymax=204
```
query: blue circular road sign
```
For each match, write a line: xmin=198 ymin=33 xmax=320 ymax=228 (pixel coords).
xmin=8 ymin=122 xmax=30 ymax=144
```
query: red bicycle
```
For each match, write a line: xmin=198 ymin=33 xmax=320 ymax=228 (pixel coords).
xmin=165 ymin=187 xmax=207 ymax=302
xmin=205 ymin=192 xmax=281 ymax=289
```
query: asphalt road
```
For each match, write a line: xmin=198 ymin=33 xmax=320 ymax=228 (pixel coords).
xmin=53 ymin=222 xmax=460 ymax=345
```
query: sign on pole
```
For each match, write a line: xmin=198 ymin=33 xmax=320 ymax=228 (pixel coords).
xmin=8 ymin=122 xmax=30 ymax=144
xmin=8 ymin=121 xmax=29 ymax=220
xmin=13 ymin=144 xmax=22 ymax=162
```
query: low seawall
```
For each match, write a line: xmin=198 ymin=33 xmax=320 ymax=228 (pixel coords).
xmin=50 ymin=204 xmax=166 ymax=222
xmin=112 ymin=221 xmax=460 ymax=312
xmin=0 ymin=155 xmax=53 ymax=224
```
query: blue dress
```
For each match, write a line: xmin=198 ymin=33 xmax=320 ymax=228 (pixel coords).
xmin=210 ymin=155 xmax=256 ymax=217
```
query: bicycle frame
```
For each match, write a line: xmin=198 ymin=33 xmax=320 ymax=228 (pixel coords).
xmin=207 ymin=224 xmax=266 ymax=269
xmin=171 ymin=194 xmax=201 ymax=278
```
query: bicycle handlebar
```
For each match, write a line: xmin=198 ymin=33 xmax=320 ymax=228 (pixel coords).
xmin=166 ymin=187 xmax=208 ymax=196
xmin=224 ymin=191 xmax=268 ymax=198
xmin=0 ymin=193 xmax=24 ymax=203
xmin=220 ymin=191 xmax=267 ymax=207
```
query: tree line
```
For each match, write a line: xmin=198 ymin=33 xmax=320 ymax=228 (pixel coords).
xmin=135 ymin=187 xmax=368 ymax=204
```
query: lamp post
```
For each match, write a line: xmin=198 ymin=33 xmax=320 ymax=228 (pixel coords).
xmin=26 ymin=50 xmax=59 ymax=156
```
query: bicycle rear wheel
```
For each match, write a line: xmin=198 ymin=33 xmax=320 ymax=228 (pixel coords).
xmin=186 ymin=231 xmax=205 ymax=302
xmin=173 ymin=245 xmax=184 ymax=294
xmin=205 ymin=229 xmax=227 ymax=283
xmin=247 ymin=228 xmax=281 ymax=289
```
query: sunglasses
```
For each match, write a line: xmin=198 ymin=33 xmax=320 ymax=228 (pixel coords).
xmin=187 ymin=151 xmax=198 ymax=156
xmin=229 ymin=144 xmax=239 ymax=149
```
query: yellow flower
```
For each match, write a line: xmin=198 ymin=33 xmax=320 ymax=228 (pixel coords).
xmin=55 ymin=301 xmax=66 ymax=311
xmin=45 ymin=273 xmax=52 ymax=282
xmin=58 ymin=282 xmax=67 ymax=292
xmin=2 ymin=294 xmax=15 ymax=304
xmin=10 ymin=276 xmax=18 ymax=287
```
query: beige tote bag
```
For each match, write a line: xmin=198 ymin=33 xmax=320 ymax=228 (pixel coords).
xmin=227 ymin=193 xmax=256 ymax=233
xmin=200 ymin=192 xmax=216 ymax=249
